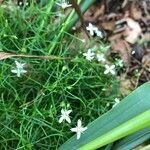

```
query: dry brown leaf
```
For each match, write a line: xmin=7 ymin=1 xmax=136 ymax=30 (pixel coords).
xmin=108 ymin=33 xmax=123 ymax=41
xmin=124 ymin=18 xmax=142 ymax=44
xmin=118 ymin=76 xmax=134 ymax=96
xmin=100 ymin=21 xmax=115 ymax=31
xmin=130 ymin=3 xmax=142 ymax=20
xmin=84 ymin=4 xmax=105 ymax=22
xmin=93 ymin=4 xmax=105 ymax=20
xmin=143 ymin=33 xmax=150 ymax=41
xmin=0 ymin=0 xmax=3 ymax=4
xmin=110 ymin=39 xmax=131 ymax=65
xmin=142 ymin=53 xmax=150 ymax=68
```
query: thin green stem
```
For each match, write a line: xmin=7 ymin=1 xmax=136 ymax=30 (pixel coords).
xmin=48 ymin=0 xmax=95 ymax=54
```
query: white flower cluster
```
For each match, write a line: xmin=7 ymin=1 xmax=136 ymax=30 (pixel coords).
xmin=83 ymin=48 xmax=116 ymax=75
xmin=83 ymin=48 xmax=106 ymax=62
xmin=86 ymin=23 xmax=104 ymax=38
xmin=59 ymin=108 xmax=87 ymax=140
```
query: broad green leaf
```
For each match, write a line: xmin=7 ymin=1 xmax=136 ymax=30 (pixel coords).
xmin=112 ymin=127 xmax=150 ymax=150
xmin=59 ymin=82 xmax=150 ymax=150
xmin=79 ymin=109 xmax=150 ymax=150
xmin=105 ymin=143 xmax=114 ymax=150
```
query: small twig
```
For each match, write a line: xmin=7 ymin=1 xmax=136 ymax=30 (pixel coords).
xmin=0 ymin=52 xmax=71 ymax=60
xmin=69 ymin=0 xmax=90 ymax=38
xmin=132 ymin=56 xmax=150 ymax=72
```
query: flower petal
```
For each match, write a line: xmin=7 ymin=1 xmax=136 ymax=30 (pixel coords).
xmin=66 ymin=110 xmax=72 ymax=115
xmin=104 ymin=70 xmax=109 ymax=74
xmin=21 ymin=70 xmax=27 ymax=73
xmin=111 ymin=65 xmax=115 ymax=69
xmin=11 ymin=69 xmax=18 ymax=74
xmin=17 ymin=72 xmax=21 ymax=77
xmin=15 ymin=61 xmax=20 ymax=66
xmin=110 ymin=70 xmax=115 ymax=75
xmin=59 ymin=116 xmax=64 ymax=123
xmin=65 ymin=116 xmax=71 ymax=123
xmin=70 ymin=127 xmax=77 ymax=132
xmin=105 ymin=65 xmax=109 ymax=69
xmin=77 ymin=119 xmax=82 ymax=127
xmin=81 ymin=127 xmax=87 ymax=132
xmin=77 ymin=132 xmax=81 ymax=140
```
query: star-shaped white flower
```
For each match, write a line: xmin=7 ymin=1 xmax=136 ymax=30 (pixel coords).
xmin=112 ymin=98 xmax=120 ymax=108
xmin=59 ymin=109 xmax=72 ymax=123
xmin=86 ymin=23 xmax=98 ymax=36
xmin=71 ymin=119 xmax=87 ymax=140
xmin=115 ymin=59 xmax=124 ymax=67
xmin=56 ymin=1 xmax=72 ymax=9
xmin=104 ymin=64 xmax=115 ymax=75
xmin=11 ymin=61 xmax=27 ymax=77
xmin=83 ymin=49 xmax=95 ymax=61
xmin=96 ymin=54 xmax=106 ymax=62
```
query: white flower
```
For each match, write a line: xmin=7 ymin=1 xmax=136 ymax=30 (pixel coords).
xmin=59 ymin=109 xmax=72 ymax=123
xmin=70 ymin=119 xmax=87 ymax=140
xmin=104 ymin=64 xmax=115 ymax=75
xmin=83 ymin=49 xmax=95 ymax=61
xmin=112 ymin=98 xmax=120 ymax=108
xmin=86 ymin=23 xmax=103 ymax=38
xmin=56 ymin=1 xmax=72 ymax=9
xmin=19 ymin=1 xmax=23 ymax=6
xmin=11 ymin=61 xmax=27 ymax=77
xmin=96 ymin=54 xmax=106 ymax=62
xmin=86 ymin=23 xmax=98 ymax=36
xmin=115 ymin=59 xmax=124 ymax=67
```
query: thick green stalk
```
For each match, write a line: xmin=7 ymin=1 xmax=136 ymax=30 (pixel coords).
xmin=66 ymin=0 xmax=95 ymax=31
xmin=48 ymin=0 xmax=95 ymax=54
xmin=48 ymin=5 xmax=77 ymax=54
xmin=79 ymin=109 xmax=150 ymax=150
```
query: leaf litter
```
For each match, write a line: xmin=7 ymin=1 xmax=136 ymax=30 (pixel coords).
xmin=81 ymin=0 xmax=150 ymax=92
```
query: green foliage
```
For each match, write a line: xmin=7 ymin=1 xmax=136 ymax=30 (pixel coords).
xmin=112 ymin=127 xmax=150 ymax=150
xmin=59 ymin=82 xmax=150 ymax=150
xmin=0 ymin=1 xmax=118 ymax=149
